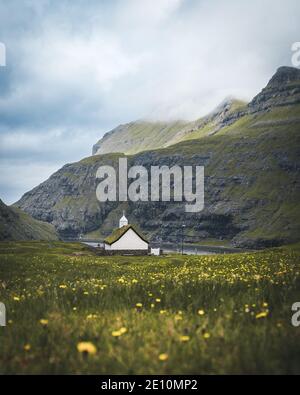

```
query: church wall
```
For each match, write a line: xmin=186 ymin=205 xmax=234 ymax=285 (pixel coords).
xmin=110 ymin=228 xmax=148 ymax=250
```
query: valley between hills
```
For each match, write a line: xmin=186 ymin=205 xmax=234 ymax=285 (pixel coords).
xmin=2 ymin=66 xmax=299 ymax=249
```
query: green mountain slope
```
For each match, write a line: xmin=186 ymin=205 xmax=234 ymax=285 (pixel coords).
xmin=92 ymin=98 xmax=246 ymax=155
xmin=93 ymin=67 xmax=300 ymax=156
xmin=0 ymin=199 xmax=58 ymax=241
xmin=92 ymin=120 xmax=191 ymax=155
xmin=15 ymin=67 xmax=300 ymax=248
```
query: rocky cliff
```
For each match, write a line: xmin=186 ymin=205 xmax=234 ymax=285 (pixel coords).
xmin=15 ymin=67 xmax=300 ymax=248
xmin=249 ymin=66 xmax=300 ymax=112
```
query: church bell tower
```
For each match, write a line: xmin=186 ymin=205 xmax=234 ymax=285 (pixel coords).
xmin=119 ymin=211 xmax=128 ymax=228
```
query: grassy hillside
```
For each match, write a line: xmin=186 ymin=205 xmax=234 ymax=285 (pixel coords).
xmin=92 ymin=99 xmax=246 ymax=155
xmin=0 ymin=199 xmax=58 ymax=241
xmin=93 ymin=120 xmax=191 ymax=155
xmin=0 ymin=241 xmax=299 ymax=374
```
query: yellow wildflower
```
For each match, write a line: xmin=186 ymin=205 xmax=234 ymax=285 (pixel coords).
xmin=179 ymin=335 xmax=190 ymax=342
xmin=39 ymin=319 xmax=49 ymax=326
xmin=112 ymin=327 xmax=127 ymax=337
xmin=203 ymin=332 xmax=211 ymax=339
xmin=256 ymin=311 xmax=268 ymax=319
xmin=136 ymin=303 xmax=143 ymax=308
xmin=59 ymin=284 xmax=67 ymax=289
xmin=198 ymin=309 xmax=205 ymax=316
xmin=86 ymin=314 xmax=97 ymax=320
xmin=24 ymin=344 xmax=31 ymax=351
xmin=158 ymin=353 xmax=168 ymax=361
xmin=77 ymin=341 xmax=97 ymax=355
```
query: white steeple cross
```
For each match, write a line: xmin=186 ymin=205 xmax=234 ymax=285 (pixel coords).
xmin=119 ymin=210 xmax=128 ymax=228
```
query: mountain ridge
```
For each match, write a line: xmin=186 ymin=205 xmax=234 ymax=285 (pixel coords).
xmin=93 ymin=66 xmax=300 ymax=157
xmin=92 ymin=98 xmax=247 ymax=156
xmin=14 ymin=66 xmax=300 ymax=248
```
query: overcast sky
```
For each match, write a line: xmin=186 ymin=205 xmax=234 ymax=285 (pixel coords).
xmin=0 ymin=0 xmax=299 ymax=204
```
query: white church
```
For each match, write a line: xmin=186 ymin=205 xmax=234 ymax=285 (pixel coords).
xmin=104 ymin=212 xmax=149 ymax=253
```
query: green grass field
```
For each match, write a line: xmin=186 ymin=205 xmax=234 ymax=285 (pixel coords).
xmin=0 ymin=241 xmax=299 ymax=374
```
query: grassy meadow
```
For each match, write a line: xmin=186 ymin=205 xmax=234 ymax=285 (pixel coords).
xmin=0 ymin=241 xmax=299 ymax=374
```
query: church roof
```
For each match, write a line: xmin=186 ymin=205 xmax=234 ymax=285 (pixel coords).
xmin=104 ymin=224 xmax=149 ymax=245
